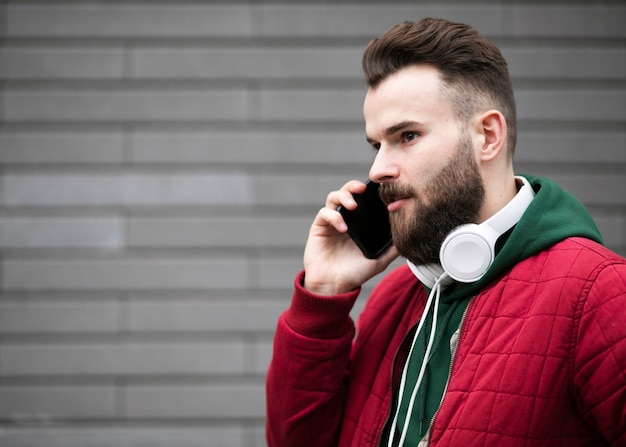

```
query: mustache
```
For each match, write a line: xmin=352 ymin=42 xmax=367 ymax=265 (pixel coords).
xmin=379 ymin=182 xmax=415 ymax=205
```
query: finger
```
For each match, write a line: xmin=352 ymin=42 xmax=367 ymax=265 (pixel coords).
xmin=325 ymin=180 xmax=367 ymax=210
xmin=341 ymin=179 xmax=368 ymax=193
xmin=313 ymin=206 xmax=349 ymax=233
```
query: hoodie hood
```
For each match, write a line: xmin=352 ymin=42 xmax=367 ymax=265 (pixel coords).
xmin=443 ymin=174 xmax=604 ymax=302
xmin=495 ymin=174 xmax=603 ymax=263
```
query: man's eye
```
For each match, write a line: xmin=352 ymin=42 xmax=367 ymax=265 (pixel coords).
xmin=370 ymin=142 xmax=381 ymax=151
xmin=402 ymin=132 xmax=418 ymax=143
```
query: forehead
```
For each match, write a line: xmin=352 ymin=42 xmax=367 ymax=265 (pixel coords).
xmin=363 ymin=65 xmax=454 ymax=134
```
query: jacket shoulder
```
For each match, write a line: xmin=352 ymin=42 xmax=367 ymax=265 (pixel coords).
xmin=514 ymin=237 xmax=625 ymax=281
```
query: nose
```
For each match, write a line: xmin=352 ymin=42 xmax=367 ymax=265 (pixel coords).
xmin=369 ymin=145 xmax=400 ymax=183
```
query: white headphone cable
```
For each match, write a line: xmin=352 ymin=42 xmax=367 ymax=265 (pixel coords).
xmin=387 ymin=272 xmax=449 ymax=447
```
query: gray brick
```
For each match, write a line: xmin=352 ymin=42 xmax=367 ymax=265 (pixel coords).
xmin=516 ymin=89 xmax=626 ymax=122
xmin=129 ymin=130 xmax=372 ymax=165
xmin=255 ymin=257 xmax=302 ymax=290
xmin=258 ymin=88 xmax=364 ymax=122
xmin=0 ymin=341 xmax=246 ymax=376
xmin=251 ymin=424 xmax=267 ymax=447
xmin=0 ymin=131 xmax=125 ymax=164
xmin=128 ymin=300 xmax=284 ymax=332
xmin=128 ymin=216 xmax=310 ymax=248
xmin=505 ymin=46 xmax=626 ymax=81
xmin=2 ymin=258 xmax=248 ymax=291
xmin=0 ymin=4 xmax=5 ymax=36
xmin=0 ymin=300 xmax=120 ymax=334
xmin=0 ymin=216 xmax=123 ymax=249
xmin=0 ymin=46 xmax=125 ymax=80
xmin=0 ymin=426 xmax=246 ymax=447
xmin=515 ymin=130 xmax=626 ymax=163
xmin=595 ymin=214 xmax=626 ymax=248
xmin=259 ymin=5 xmax=507 ymax=37
xmin=510 ymin=5 xmax=626 ymax=38
xmin=253 ymin=174 xmax=349 ymax=206
xmin=126 ymin=382 xmax=265 ymax=419
xmin=255 ymin=255 xmax=401 ymax=291
xmin=552 ymin=174 xmax=626 ymax=206
xmin=7 ymin=4 xmax=253 ymax=37
xmin=2 ymin=172 xmax=252 ymax=207
xmin=132 ymin=46 xmax=362 ymax=80
xmin=4 ymin=89 xmax=248 ymax=123
xmin=0 ymin=385 xmax=116 ymax=420
xmin=254 ymin=340 xmax=274 ymax=375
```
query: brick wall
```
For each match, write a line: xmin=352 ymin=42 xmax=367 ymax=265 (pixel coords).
xmin=1 ymin=2 xmax=625 ymax=446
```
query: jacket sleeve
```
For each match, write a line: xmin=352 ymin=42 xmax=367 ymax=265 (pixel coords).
xmin=266 ymin=271 xmax=360 ymax=447
xmin=573 ymin=260 xmax=626 ymax=446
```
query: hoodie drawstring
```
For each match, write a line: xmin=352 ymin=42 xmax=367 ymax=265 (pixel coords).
xmin=387 ymin=271 xmax=450 ymax=447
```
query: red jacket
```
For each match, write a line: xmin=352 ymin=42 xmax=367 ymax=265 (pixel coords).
xmin=266 ymin=237 xmax=626 ymax=446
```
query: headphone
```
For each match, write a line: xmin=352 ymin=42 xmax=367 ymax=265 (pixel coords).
xmin=408 ymin=176 xmax=535 ymax=288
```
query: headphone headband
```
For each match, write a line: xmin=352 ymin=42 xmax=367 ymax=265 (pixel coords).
xmin=482 ymin=176 xmax=535 ymax=235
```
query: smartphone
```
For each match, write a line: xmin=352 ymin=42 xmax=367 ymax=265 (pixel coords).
xmin=338 ymin=180 xmax=393 ymax=259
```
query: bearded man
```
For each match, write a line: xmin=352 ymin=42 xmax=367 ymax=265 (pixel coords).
xmin=266 ymin=18 xmax=626 ymax=447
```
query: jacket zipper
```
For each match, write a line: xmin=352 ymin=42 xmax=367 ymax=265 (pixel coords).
xmin=375 ymin=325 xmax=414 ymax=447
xmin=375 ymin=295 xmax=474 ymax=446
xmin=420 ymin=299 xmax=473 ymax=446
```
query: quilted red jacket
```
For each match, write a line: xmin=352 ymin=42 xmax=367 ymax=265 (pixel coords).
xmin=267 ymin=177 xmax=626 ymax=446
xmin=267 ymin=237 xmax=626 ymax=446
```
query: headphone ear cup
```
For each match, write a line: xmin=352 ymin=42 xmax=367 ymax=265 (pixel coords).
xmin=440 ymin=223 xmax=498 ymax=283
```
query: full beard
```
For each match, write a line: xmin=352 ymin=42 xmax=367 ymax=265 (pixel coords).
xmin=379 ymin=136 xmax=485 ymax=266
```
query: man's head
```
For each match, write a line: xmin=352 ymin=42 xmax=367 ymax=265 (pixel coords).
xmin=363 ymin=18 xmax=516 ymax=157
xmin=362 ymin=19 xmax=516 ymax=265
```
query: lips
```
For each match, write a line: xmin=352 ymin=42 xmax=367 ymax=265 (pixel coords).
xmin=387 ymin=197 xmax=412 ymax=212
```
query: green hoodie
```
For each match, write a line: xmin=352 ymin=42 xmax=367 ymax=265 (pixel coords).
xmin=392 ymin=175 xmax=604 ymax=445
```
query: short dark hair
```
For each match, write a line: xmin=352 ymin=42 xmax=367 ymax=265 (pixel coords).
xmin=363 ymin=18 xmax=517 ymax=157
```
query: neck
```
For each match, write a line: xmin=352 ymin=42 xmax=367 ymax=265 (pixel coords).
xmin=477 ymin=169 xmax=517 ymax=224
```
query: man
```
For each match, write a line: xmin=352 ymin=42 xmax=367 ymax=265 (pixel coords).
xmin=266 ymin=18 xmax=626 ymax=447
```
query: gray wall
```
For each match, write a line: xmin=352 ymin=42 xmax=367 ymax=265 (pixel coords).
xmin=1 ymin=1 xmax=625 ymax=446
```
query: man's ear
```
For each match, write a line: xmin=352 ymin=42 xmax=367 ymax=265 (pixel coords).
xmin=477 ymin=110 xmax=507 ymax=162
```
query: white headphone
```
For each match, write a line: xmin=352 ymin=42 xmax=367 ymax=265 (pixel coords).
xmin=408 ymin=176 xmax=535 ymax=287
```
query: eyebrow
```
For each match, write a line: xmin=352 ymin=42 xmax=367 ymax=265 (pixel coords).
xmin=366 ymin=120 xmax=422 ymax=144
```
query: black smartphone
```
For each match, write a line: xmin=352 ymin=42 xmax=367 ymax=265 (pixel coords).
xmin=338 ymin=180 xmax=393 ymax=259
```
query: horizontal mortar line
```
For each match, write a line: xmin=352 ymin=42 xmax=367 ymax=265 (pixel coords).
xmin=0 ymin=332 xmax=276 ymax=342
xmin=0 ymin=205 xmax=318 ymax=214
xmin=0 ymin=161 xmax=372 ymax=170
xmin=0 ymin=120 xmax=369 ymax=127
xmin=0 ymin=245 xmax=303 ymax=255
xmin=0 ymin=287 xmax=293 ymax=295
xmin=0 ymin=161 xmax=620 ymax=172
xmin=1 ymin=35 xmax=380 ymax=46
xmin=0 ymin=417 xmax=268 ymax=426
xmin=0 ymin=419 xmax=266 ymax=429
xmin=0 ymin=120 xmax=368 ymax=130
xmin=1 ymin=79 xmax=366 ymax=88
xmin=3 ymin=79 xmax=625 ymax=89
xmin=3 ymin=33 xmax=626 ymax=46
xmin=0 ymin=288 xmax=291 ymax=299
xmin=0 ymin=375 xmax=268 ymax=386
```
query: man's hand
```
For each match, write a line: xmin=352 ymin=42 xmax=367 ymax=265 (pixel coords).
xmin=303 ymin=180 xmax=398 ymax=295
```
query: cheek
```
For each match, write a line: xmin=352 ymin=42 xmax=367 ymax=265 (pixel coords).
xmin=405 ymin=154 xmax=447 ymax=190
xmin=399 ymin=125 xmax=465 ymax=184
